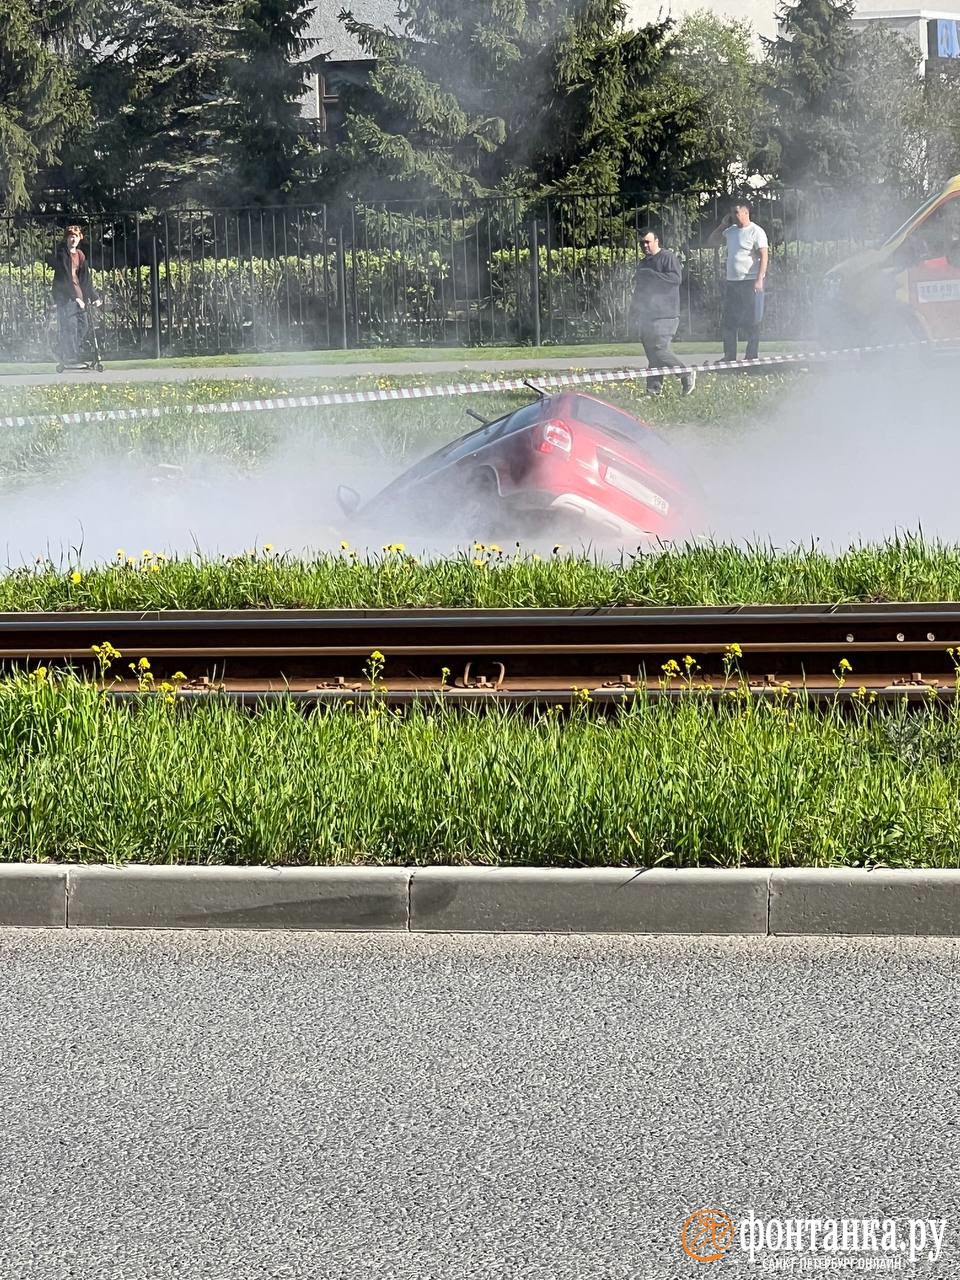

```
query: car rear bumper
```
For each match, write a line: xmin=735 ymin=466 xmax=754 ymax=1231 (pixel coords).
xmin=502 ymin=488 xmax=669 ymax=539
xmin=547 ymin=492 xmax=668 ymax=539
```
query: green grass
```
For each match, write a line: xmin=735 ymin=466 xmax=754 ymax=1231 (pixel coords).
xmin=6 ymin=536 xmax=960 ymax=610
xmin=2 ymin=671 xmax=956 ymax=866
xmin=0 ymin=367 xmax=790 ymax=488
xmin=0 ymin=339 xmax=804 ymax=378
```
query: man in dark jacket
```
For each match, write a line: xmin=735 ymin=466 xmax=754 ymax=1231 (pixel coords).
xmin=629 ymin=229 xmax=695 ymax=397
xmin=51 ymin=224 xmax=99 ymax=366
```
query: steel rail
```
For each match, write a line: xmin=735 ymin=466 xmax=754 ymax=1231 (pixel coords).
xmin=2 ymin=604 xmax=959 ymax=698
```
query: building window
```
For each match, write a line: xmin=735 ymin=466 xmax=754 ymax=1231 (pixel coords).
xmin=929 ymin=18 xmax=960 ymax=60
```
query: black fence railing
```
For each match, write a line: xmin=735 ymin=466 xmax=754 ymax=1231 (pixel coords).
xmin=0 ymin=188 xmax=918 ymax=361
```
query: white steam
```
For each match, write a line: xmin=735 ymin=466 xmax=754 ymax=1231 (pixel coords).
xmin=0 ymin=357 xmax=955 ymax=566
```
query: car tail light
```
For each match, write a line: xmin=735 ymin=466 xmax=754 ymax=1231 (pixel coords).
xmin=537 ymin=419 xmax=573 ymax=456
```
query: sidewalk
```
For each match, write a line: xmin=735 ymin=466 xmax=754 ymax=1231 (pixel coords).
xmin=0 ymin=353 xmax=673 ymax=387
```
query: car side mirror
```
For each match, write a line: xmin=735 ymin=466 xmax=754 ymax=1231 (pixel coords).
xmin=336 ymin=484 xmax=361 ymax=517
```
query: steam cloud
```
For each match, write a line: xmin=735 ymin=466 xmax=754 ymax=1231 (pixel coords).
xmin=0 ymin=356 xmax=955 ymax=566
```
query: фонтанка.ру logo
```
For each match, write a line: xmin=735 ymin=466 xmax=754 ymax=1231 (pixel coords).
xmin=682 ymin=1210 xmax=735 ymax=1261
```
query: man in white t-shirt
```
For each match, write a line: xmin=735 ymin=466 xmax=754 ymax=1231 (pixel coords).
xmin=707 ymin=201 xmax=769 ymax=362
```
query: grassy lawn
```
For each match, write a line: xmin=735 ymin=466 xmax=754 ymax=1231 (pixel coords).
xmin=3 ymin=671 xmax=957 ymax=867
xmin=0 ymin=339 xmax=806 ymax=378
xmin=7 ymin=536 xmax=960 ymax=610
xmin=0 ymin=366 xmax=793 ymax=487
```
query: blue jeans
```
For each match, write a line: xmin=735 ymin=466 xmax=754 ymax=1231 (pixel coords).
xmin=721 ymin=280 xmax=764 ymax=360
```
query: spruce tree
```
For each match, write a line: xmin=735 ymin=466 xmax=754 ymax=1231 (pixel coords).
xmin=332 ymin=0 xmax=715 ymax=200
xmin=223 ymin=0 xmax=326 ymax=204
xmin=0 ymin=0 xmax=90 ymax=211
xmin=763 ymin=0 xmax=858 ymax=185
xmin=42 ymin=0 xmax=236 ymax=209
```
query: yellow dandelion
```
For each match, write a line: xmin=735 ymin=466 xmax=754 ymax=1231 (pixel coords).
xmin=70 ymin=571 xmax=82 ymax=584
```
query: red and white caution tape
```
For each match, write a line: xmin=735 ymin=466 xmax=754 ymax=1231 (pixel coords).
xmin=0 ymin=340 xmax=944 ymax=430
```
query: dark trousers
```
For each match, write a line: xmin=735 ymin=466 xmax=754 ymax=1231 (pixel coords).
xmin=56 ymin=299 xmax=87 ymax=365
xmin=721 ymin=280 xmax=764 ymax=361
xmin=639 ymin=317 xmax=690 ymax=392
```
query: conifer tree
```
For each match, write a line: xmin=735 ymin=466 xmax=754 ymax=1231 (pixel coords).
xmin=762 ymin=0 xmax=858 ymax=184
xmin=48 ymin=0 xmax=236 ymax=209
xmin=223 ymin=0 xmax=326 ymax=204
xmin=0 ymin=0 xmax=91 ymax=211
xmin=331 ymin=0 xmax=716 ymax=200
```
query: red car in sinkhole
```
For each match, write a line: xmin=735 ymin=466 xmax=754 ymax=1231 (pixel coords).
xmin=336 ymin=390 xmax=705 ymax=544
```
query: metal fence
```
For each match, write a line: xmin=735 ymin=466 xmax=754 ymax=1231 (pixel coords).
xmin=0 ymin=188 xmax=918 ymax=361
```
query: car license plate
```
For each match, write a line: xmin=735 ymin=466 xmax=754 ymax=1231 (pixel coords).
xmin=604 ymin=467 xmax=670 ymax=515
xmin=917 ymin=279 xmax=960 ymax=304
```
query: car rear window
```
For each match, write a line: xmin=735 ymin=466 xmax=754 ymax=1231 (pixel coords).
xmin=571 ymin=395 xmax=677 ymax=465
xmin=494 ymin=401 xmax=544 ymax=437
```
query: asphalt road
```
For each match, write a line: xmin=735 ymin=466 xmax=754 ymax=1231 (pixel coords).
xmin=1 ymin=931 xmax=957 ymax=1279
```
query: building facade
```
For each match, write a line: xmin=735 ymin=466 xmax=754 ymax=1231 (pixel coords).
xmin=300 ymin=0 xmax=396 ymax=132
xmin=626 ymin=0 xmax=960 ymax=63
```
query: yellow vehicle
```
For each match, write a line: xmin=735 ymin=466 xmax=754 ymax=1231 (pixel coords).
xmin=823 ymin=175 xmax=960 ymax=343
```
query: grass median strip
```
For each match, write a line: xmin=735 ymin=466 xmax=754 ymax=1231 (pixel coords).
xmin=5 ymin=535 xmax=960 ymax=610
xmin=0 ymin=369 xmax=788 ymax=487
xmin=2 ymin=669 xmax=958 ymax=867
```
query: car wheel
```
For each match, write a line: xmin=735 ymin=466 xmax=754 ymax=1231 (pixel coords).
xmin=460 ymin=468 xmax=502 ymax=538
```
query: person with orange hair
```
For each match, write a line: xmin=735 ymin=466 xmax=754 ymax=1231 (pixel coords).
xmin=51 ymin=225 xmax=99 ymax=367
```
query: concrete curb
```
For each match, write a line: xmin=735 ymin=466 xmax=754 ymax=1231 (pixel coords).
xmin=5 ymin=865 xmax=960 ymax=934
xmin=409 ymin=867 xmax=769 ymax=934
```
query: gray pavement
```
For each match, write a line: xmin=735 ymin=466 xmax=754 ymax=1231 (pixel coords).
xmin=0 ymin=354 xmax=687 ymax=388
xmin=0 ymin=929 xmax=957 ymax=1278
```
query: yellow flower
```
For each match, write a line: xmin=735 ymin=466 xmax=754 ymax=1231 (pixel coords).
xmin=141 ymin=550 xmax=153 ymax=561
xmin=340 ymin=541 xmax=350 ymax=551
xmin=172 ymin=671 xmax=187 ymax=682
xmin=263 ymin=543 xmax=273 ymax=553
xmin=724 ymin=642 xmax=743 ymax=660
xmin=473 ymin=558 xmax=484 ymax=567
xmin=370 ymin=650 xmax=385 ymax=663
xmin=149 ymin=563 xmax=161 ymax=572
xmin=838 ymin=657 xmax=852 ymax=672
xmin=70 ymin=571 xmax=82 ymax=584
xmin=137 ymin=656 xmax=151 ymax=671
